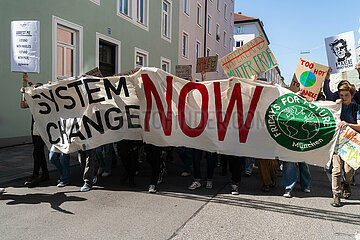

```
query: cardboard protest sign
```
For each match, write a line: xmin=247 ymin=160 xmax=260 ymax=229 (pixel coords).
xmin=11 ymin=20 xmax=40 ymax=73
xmin=289 ymin=58 xmax=329 ymax=100
xmin=114 ymin=67 xmax=140 ymax=76
xmin=196 ymin=56 xmax=218 ymax=73
xmin=219 ymin=35 xmax=278 ymax=79
xmin=85 ymin=67 xmax=103 ymax=77
xmin=175 ymin=65 xmax=192 ymax=79
xmin=325 ymin=31 xmax=357 ymax=74
xmin=24 ymin=67 xmax=341 ymax=167
xmin=336 ymin=127 xmax=360 ymax=170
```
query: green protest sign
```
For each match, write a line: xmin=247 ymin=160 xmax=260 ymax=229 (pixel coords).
xmin=219 ymin=35 xmax=278 ymax=79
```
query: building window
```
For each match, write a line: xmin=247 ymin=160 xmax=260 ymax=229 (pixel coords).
xmin=117 ymin=0 xmax=149 ymax=30
xmin=162 ymin=0 xmax=172 ymax=40
xmin=207 ymin=48 xmax=210 ymax=57
xmin=136 ymin=0 xmax=146 ymax=24
xmin=135 ymin=47 xmax=148 ymax=68
xmin=161 ymin=57 xmax=171 ymax=72
xmin=52 ymin=16 xmax=83 ymax=81
xmin=196 ymin=4 xmax=202 ymax=26
xmin=236 ymin=26 xmax=244 ymax=34
xmin=196 ymin=41 xmax=201 ymax=58
xmin=207 ymin=15 xmax=211 ymax=34
xmin=184 ymin=0 xmax=189 ymax=15
xmin=216 ymin=0 xmax=220 ymax=10
xmin=223 ymin=32 xmax=226 ymax=47
xmin=119 ymin=0 xmax=130 ymax=16
xmin=216 ymin=24 xmax=220 ymax=42
xmin=229 ymin=38 xmax=232 ymax=50
xmin=224 ymin=4 xmax=227 ymax=20
xmin=96 ymin=33 xmax=121 ymax=76
xmin=182 ymin=32 xmax=189 ymax=58
xmin=235 ymin=40 xmax=244 ymax=48
xmin=56 ymin=26 xmax=76 ymax=79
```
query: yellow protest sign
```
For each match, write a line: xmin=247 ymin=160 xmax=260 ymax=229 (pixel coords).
xmin=289 ymin=58 xmax=329 ymax=100
xmin=219 ymin=35 xmax=278 ymax=79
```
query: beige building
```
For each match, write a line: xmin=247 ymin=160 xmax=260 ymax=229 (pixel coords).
xmin=178 ymin=0 xmax=234 ymax=81
xmin=233 ymin=13 xmax=286 ymax=87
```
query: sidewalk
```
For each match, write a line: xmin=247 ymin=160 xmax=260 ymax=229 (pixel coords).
xmin=0 ymin=144 xmax=78 ymax=184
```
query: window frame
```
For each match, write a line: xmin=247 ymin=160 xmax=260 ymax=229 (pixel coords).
xmin=182 ymin=31 xmax=189 ymax=59
xmin=160 ymin=56 xmax=171 ymax=73
xmin=161 ymin=0 xmax=172 ymax=42
xmin=196 ymin=41 xmax=201 ymax=59
xmin=134 ymin=47 xmax=149 ymax=68
xmin=96 ymin=32 xmax=121 ymax=74
xmin=196 ymin=3 xmax=202 ymax=27
xmin=117 ymin=0 xmax=149 ymax=31
xmin=52 ymin=16 xmax=83 ymax=81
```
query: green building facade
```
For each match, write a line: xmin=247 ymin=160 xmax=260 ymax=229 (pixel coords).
xmin=0 ymin=0 xmax=179 ymax=146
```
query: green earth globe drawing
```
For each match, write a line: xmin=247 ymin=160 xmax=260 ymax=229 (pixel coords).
xmin=277 ymin=105 xmax=320 ymax=141
xmin=300 ymin=71 xmax=316 ymax=87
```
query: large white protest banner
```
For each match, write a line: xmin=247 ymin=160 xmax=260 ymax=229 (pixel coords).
xmin=24 ymin=68 xmax=341 ymax=166
xmin=11 ymin=20 xmax=40 ymax=73
xmin=325 ymin=31 xmax=357 ymax=74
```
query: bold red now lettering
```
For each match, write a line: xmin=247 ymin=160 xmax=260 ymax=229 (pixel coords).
xmin=142 ymin=74 xmax=173 ymax=135
xmin=214 ymin=82 xmax=263 ymax=143
xmin=178 ymin=82 xmax=209 ymax=137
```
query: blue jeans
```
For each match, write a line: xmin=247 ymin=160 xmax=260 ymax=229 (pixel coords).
xmin=282 ymin=162 xmax=311 ymax=190
xmin=244 ymin=157 xmax=255 ymax=174
xmin=49 ymin=151 xmax=70 ymax=183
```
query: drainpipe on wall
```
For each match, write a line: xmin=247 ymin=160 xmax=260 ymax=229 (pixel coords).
xmin=203 ymin=0 xmax=207 ymax=57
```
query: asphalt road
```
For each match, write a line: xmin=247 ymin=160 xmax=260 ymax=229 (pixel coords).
xmin=0 ymin=148 xmax=360 ymax=240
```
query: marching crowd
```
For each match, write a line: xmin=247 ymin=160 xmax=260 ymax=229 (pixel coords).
xmin=1 ymin=65 xmax=360 ymax=208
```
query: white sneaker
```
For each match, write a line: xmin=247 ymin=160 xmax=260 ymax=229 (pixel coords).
xmin=188 ymin=181 xmax=201 ymax=190
xmin=148 ymin=185 xmax=157 ymax=193
xmin=101 ymin=172 xmax=111 ymax=177
xmin=0 ymin=188 xmax=5 ymax=194
xmin=206 ymin=180 xmax=213 ymax=189
xmin=97 ymin=167 xmax=104 ymax=175
xmin=231 ymin=184 xmax=239 ymax=195
xmin=57 ymin=181 xmax=68 ymax=187
xmin=181 ymin=172 xmax=191 ymax=177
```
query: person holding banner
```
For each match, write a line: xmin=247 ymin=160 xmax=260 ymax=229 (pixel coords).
xmin=21 ymin=73 xmax=50 ymax=187
xmin=323 ymin=66 xmax=360 ymax=104
xmin=331 ymin=83 xmax=359 ymax=207
xmin=78 ymin=149 xmax=97 ymax=192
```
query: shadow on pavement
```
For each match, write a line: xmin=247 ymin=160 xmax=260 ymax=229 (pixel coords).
xmin=0 ymin=191 xmax=86 ymax=214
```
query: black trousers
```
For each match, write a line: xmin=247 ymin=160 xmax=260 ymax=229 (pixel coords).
xmin=117 ymin=140 xmax=142 ymax=182
xmin=32 ymin=134 xmax=48 ymax=176
xmin=144 ymin=144 xmax=162 ymax=185
xmin=222 ymin=154 xmax=244 ymax=184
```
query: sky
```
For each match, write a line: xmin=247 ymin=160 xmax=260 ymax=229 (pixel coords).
xmin=234 ymin=0 xmax=360 ymax=84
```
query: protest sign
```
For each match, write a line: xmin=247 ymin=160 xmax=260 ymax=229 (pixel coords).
xmin=219 ymin=35 xmax=278 ymax=79
xmin=336 ymin=127 xmax=360 ymax=170
xmin=24 ymin=67 xmax=341 ymax=166
xmin=85 ymin=67 xmax=103 ymax=77
xmin=196 ymin=56 xmax=218 ymax=73
xmin=114 ymin=67 xmax=140 ymax=76
xmin=175 ymin=65 xmax=192 ymax=79
xmin=289 ymin=58 xmax=329 ymax=100
xmin=11 ymin=20 xmax=40 ymax=73
xmin=325 ymin=31 xmax=357 ymax=74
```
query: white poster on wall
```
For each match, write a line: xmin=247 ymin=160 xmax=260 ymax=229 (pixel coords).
xmin=11 ymin=20 xmax=40 ymax=73
xmin=325 ymin=31 xmax=357 ymax=74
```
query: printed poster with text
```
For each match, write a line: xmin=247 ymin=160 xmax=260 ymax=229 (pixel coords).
xmin=289 ymin=58 xmax=329 ymax=100
xmin=325 ymin=31 xmax=357 ymax=74
xmin=219 ymin=35 xmax=278 ymax=79
xmin=336 ymin=127 xmax=360 ymax=170
xmin=11 ymin=20 xmax=40 ymax=73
